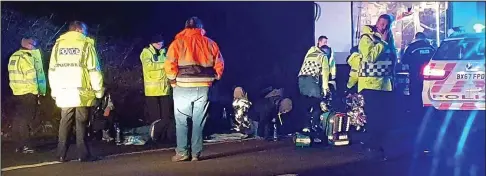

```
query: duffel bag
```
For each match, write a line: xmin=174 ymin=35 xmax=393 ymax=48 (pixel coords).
xmin=321 ymin=111 xmax=350 ymax=146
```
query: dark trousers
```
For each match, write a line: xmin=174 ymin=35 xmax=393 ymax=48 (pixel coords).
xmin=302 ymin=96 xmax=322 ymax=129
xmin=12 ymin=94 xmax=38 ymax=149
xmin=257 ymin=111 xmax=277 ymax=138
xmin=361 ymin=90 xmax=394 ymax=150
xmin=57 ymin=107 xmax=90 ymax=159
xmin=409 ymin=73 xmax=425 ymax=115
xmin=145 ymin=96 xmax=174 ymax=141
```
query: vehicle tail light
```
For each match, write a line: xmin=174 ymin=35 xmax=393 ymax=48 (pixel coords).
xmin=423 ymin=63 xmax=451 ymax=80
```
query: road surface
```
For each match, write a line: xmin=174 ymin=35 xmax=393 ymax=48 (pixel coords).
xmin=2 ymin=134 xmax=484 ymax=176
xmin=1 ymin=101 xmax=484 ymax=176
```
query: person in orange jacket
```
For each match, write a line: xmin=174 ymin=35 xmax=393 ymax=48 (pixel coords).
xmin=165 ymin=16 xmax=224 ymax=162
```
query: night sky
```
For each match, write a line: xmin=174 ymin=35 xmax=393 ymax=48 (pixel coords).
xmin=2 ymin=1 xmax=315 ymax=99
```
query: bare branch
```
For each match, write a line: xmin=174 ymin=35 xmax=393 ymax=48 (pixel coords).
xmin=47 ymin=22 xmax=66 ymax=45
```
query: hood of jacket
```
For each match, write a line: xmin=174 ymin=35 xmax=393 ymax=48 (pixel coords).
xmin=306 ymin=46 xmax=323 ymax=56
xmin=174 ymin=28 xmax=204 ymax=39
xmin=57 ymin=31 xmax=95 ymax=45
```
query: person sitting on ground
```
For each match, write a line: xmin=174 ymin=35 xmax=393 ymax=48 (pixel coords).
xmin=90 ymin=88 xmax=117 ymax=142
xmin=232 ymin=87 xmax=252 ymax=134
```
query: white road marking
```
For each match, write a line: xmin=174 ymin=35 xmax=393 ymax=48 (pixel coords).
xmin=1 ymin=138 xmax=254 ymax=172
xmin=1 ymin=161 xmax=62 ymax=172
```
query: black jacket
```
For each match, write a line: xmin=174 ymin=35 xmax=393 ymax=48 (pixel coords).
xmin=401 ymin=39 xmax=435 ymax=79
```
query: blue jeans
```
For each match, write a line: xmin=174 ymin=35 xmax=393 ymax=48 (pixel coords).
xmin=173 ymin=87 xmax=210 ymax=157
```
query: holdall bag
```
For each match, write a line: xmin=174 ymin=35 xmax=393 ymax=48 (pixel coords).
xmin=321 ymin=111 xmax=350 ymax=146
xmin=294 ymin=128 xmax=312 ymax=148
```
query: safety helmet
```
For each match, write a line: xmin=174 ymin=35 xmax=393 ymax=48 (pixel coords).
xmin=185 ymin=16 xmax=204 ymax=29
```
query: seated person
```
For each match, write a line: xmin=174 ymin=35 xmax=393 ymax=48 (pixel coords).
xmin=90 ymin=89 xmax=117 ymax=142
xmin=232 ymin=87 xmax=252 ymax=134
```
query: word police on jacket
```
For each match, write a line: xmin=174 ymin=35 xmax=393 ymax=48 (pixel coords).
xmin=59 ymin=48 xmax=81 ymax=55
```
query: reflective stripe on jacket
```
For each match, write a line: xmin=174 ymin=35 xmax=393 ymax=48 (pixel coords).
xmin=48 ymin=31 xmax=104 ymax=108
xmin=298 ymin=46 xmax=331 ymax=92
xmin=165 ymin=28 xmax=224 ymax=87
xmin=8 ymin=49 xmax=47 ymax=95
xmin=140 ymin=45 xmax=171 ymax=96
xmin=357 ymin=25 xmax=394 ymax=92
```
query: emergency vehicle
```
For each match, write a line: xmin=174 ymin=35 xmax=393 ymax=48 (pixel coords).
xmin=422 ymin=25 xmax=485 ymax=111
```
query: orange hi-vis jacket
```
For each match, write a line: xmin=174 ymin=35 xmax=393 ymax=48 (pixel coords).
xmin=165 ymin=28 xmax=224 ymax=87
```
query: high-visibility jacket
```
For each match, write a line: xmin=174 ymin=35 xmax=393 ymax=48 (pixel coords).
xmin=48 ymin=31 xmax=104 ymax=108
xmin=165 ymin=28 xmax=224 ymax=87
xmin=346 ymin=52 xmax=360 ymax=89
xmin=8 ymin=49 xmax=47 ymax=96
xmin=298 ymin=46 xmax=331 ymax=92
xmin=328 ymin=50 xmax=336 ymax=80
xmin=357 ymin=25 xmax=395 ymax=93
xmin=140 ymin=45 xmax=171 ymax=96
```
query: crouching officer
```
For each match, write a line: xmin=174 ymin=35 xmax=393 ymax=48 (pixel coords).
xmin=49 ymin=21 xmax=104 ymax=162
xmin=8 ymin=37 xmax=47 ymax=153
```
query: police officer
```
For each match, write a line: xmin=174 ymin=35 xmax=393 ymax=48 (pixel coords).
xmin=49 ymin=21 xmax=104 ymax=162
xmin=357 ymin=14 xmax=397 ymax=160
xmin=8 ymin=37 xmax=47 ymax=153
xmin=140 ymin=35 xmax=173 ymax=142
xmin=401 ymin=32 xmax=435 ymax=114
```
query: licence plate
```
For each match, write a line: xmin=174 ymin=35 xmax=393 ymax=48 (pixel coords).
xmin=456 ymin=73 xmax=485 ymax=80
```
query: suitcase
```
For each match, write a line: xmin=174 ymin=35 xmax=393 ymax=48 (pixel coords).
xmin=321 ymin=112 xmax=350 ymax=146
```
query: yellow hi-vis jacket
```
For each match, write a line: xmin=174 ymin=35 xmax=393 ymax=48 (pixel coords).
xmin=140 ymin=45 xmax=171 ymax=96
xmin=8 ymin=49 xmax=47 ymax=96
xmin=357 ymin=25 xmax=394 ymax=93
xmin=298 ymin=46 xmax=332 ymax=93
xmin=346 ymin=52 xmax=360 ymax=89
xmin=48 ymin=31 xmax=104 ymax=108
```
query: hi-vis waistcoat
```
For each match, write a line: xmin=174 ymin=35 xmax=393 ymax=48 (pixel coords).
xmin=140 ymin=45 xmax=171 ymax=96
xmin=8 ymin=49 xmax=47 ymax=96
xmin=49 ymin=31 xmax=104 ymax=108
